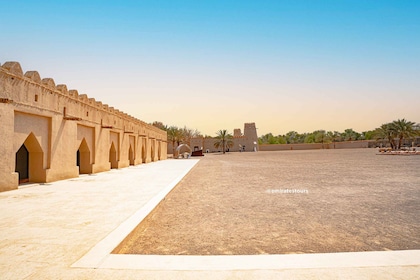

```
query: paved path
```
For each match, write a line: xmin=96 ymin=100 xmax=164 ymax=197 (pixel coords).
xmin=0 ymin=158 xmax=419 ymax=279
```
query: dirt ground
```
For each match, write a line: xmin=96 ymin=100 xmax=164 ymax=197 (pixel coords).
xmin=114 ymin=149 xmax=420 ymax=255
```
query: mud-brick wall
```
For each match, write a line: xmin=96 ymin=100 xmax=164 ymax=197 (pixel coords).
xmin=0 ymin=61 xmax=167 ymax=192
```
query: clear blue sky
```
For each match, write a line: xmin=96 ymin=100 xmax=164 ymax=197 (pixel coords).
xmin=1 ymin=0 xmax=419 ymax=136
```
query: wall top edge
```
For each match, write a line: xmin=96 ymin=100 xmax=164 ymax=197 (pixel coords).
xmin=1 ymin=61 xmax=165 ymax=135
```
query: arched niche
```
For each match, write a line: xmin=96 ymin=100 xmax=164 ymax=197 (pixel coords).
xmin=15 ymin=132 xmax=45 ymax=183
xmin=77 ymin=138 xmax=92 ymax=174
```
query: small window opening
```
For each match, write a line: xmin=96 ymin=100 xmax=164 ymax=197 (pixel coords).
xmin=35 ymin=95 xmax=38 ymax=102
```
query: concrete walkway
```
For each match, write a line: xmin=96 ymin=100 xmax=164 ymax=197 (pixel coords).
xmin=0 ymin=159 xmax=419 ymax=279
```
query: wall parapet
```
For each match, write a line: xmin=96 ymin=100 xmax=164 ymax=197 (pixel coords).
xmin=0 ymin=61 xmax=166 ymax=140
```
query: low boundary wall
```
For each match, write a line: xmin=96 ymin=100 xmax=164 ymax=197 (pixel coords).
xmin=259 ymin=141 xmax=371 ymax=151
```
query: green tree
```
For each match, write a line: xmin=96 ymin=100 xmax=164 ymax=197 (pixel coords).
xmin=332 ymin=131 xmax=342 ymax=142
xmin=326 ymin=131 xmax=334 ymax=142
xmin=314 ymin=130 xmax=327 ymax=144
xmin=374 ymin=123 xmax=397 ymax=149
xmin=285 ymin=131 xmax=299 ymax=144
xmin=268 ymin=134 xmax=280 ymax=144
xmin=304 ymin=133 xmax=316 ymax=143
xmin=362 ymin=130 xmax=375 ymax=140
xmin=151 ymin=121 xmax=167 ymax=131
xmin=390 ymin=119 xmax=417 ymax=149
xmin=166 ymin=126 xmax=183 ymax=153
xmin=258 ymin=133 xmax=274 ymax=144
xmin=277 ymin=136 xmax=287 ymax=144
xmin=214 ymin=129 xmax=234 ymax=154
xmin=342 ymin=128 xmax=361 ymax=141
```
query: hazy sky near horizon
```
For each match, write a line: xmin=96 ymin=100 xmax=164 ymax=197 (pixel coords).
xmin=1 ymin=0 xmax=419 ymax=136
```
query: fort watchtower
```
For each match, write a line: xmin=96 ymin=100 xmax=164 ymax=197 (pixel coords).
xmin=237 ymin=122 xmax=259 ymax=152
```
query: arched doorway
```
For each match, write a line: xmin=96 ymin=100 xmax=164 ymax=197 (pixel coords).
xmin=15 ymin=133 xmax=44 ymax=183
xmin=109 ymin=142 xmax=118 ymax=169
xmin=129 ymin=145 xmax=134 ymax=165
xmin=77 ymin=138 xmax=91 ymax=174
xmin=15 ymin=144 xmax=29 ymax=183
xmin=158 ymin=141 xmax=161 ymax=160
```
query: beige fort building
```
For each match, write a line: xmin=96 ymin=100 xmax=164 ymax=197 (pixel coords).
xmin=0 ymin=61 xmax=167 ymax=192
xmin=194 ymin=123 xmax=259 ymax=153
xmin=168 ymin=123 xmax=259 ymax=154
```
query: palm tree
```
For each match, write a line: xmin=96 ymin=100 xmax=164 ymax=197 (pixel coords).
xmin=342 ymin=128 xmax=360 ymax=141
xmin=214 ymin=129 xmax=234 ymax=154
xmin=151 ymin=121 xmax=168 ymax=131
xmin=314 ymin=130 xmax=327 ymax=144
xmin=375 ymin=123 xmax=397 ymax=149
xmin=167 ymin=126 xmax=182 ymax=154
xmin=390 ymin=119 xmax=417 ymax=149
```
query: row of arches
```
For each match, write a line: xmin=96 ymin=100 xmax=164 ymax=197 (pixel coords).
xmin=15 ymin=133 xmax=163 ymax=184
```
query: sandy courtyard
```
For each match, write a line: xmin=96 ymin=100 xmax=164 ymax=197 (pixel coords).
xmin=114 ymin=149 xmax=420 ymax=255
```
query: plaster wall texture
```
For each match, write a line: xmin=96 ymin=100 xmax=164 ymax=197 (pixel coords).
xmin=0 ymin=61 xmax=167 ymax=192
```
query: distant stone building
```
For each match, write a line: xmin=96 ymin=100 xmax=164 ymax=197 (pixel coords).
xmin=168 ymin=123 xmax=259 ymax=154
xmin=0 ymin=61 xmax=167 ymax=192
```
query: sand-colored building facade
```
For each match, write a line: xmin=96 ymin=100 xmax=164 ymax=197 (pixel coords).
xmin=0 ymin=61 xmax=167 ymax=192
xmin=168 ymin=123 xmax=259 ymax=154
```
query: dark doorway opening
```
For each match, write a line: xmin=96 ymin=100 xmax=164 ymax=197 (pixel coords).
xmin=129 ymin=145 xmax=135 ymax=165
xmin=110 ymin=142 xmax=118 ymax=169
xmin=16 ymin=144 xmax=29 ymax=183
xmin=77 ymin=138 xmax=91 ymax=174
xmin=77 ymin=150 xmax=80 ymax=169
